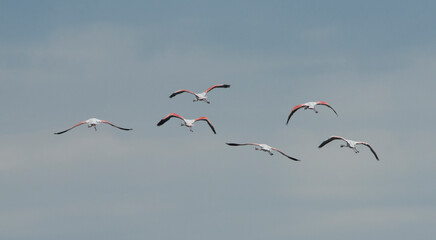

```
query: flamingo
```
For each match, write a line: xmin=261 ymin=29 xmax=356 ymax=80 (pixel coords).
xmin=169 ymin=84 xmax=230 ymax=104
xmin=287 ymin=101 xmax=338 ymax=124
xmin=54 ymin=118 xmax=133 ymax=135
xmin=318 ymin=136 xmax=379 ymax=160
xmin=225 ymin=143 xmax=300 ymax=161
xmin=157 ymin=113 xmax=216 ymax=134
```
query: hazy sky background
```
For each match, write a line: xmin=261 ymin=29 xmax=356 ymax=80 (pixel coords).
xmin=1 ymin=1 xmax=435 ymax=239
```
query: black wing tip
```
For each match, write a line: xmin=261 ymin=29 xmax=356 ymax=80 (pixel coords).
xmin=372 ymin=150 xmax=380 ymax=161
xmin=284 ymin=155 xmax=301 ymax=161
xmin=318 ymin=142 xmax=327 ymax=148
xmin=210 ymin=127 xmax=217 ymax=134
xmin=226 ymin=142 xmax=238 ymax=146
xmin=328 ymin=106 xmax=338 ymax=116
xmin=222 ymin=84 xmax=231 ymax=88
xmin=169 ymin=94 xmax=176 ymax=98
xmin=117 ymin=126 xmax=133 ymax=131
xmin=286 ymin=110 xmax=298 ymax=125
xmin=157 ymin=118 xmax=169 ymax=126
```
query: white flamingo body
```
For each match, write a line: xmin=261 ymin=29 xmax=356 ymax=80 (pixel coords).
xmin=157 ymin=113 xmax=216 ymax=134
xmin=226 ymin=142 xmax=300 ymax=161
xmin=318 ymin=136 xmax=379 ymax=160
xmin=54 ymin=118 xmax=133 ymax=134
xmin=287 ymin=101 xmax=338 ymax=124
xmin=169 ymin=84 xmax=230 ymax=104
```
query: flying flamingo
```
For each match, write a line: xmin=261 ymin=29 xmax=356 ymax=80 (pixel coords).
xmin=54 ymin=118 xmax=133 ymax=135
xmin=318 ymin=136 xmax=379 ymax=160
xmin=157 ymin=113 xmax=216 ymax=134
xmin=287 ymin=101 xmax=338 ymax=124
xmin=225 ymin=142 xmax=300 ymax=161
xmin=169 ymin=84 xmax=230 ymax=104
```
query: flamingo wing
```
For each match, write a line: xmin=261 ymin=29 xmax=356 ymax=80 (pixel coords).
xmin=169 ymin=89 xmax=197 ymax=98
xmin=357 ymin=142 xmax=379 ymax=161
xmin=271 ymin=147 xmax=301 ymax=161
xmin=54 ymin=121 xmax=87 ymax=135
xmin=194 ymin=117 xmax=216 ymax=134
xmin=316 ymin=101 xmax=338 ymax=116
xmin=157 ymin=113 xmax=185 ymax=126
xmin=286 ymin=103 xmax=306 ymax=125
xmin=204 ymin=84 xmax=231 ymax=93
xmin=100 ymin=120 xmax=133 ymax=131
xmin=318 ymin=136 xmax=347 ymax=148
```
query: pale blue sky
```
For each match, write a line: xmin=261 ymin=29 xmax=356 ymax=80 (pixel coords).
xmin=1 ymin=1 xmax=435 ymax=239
